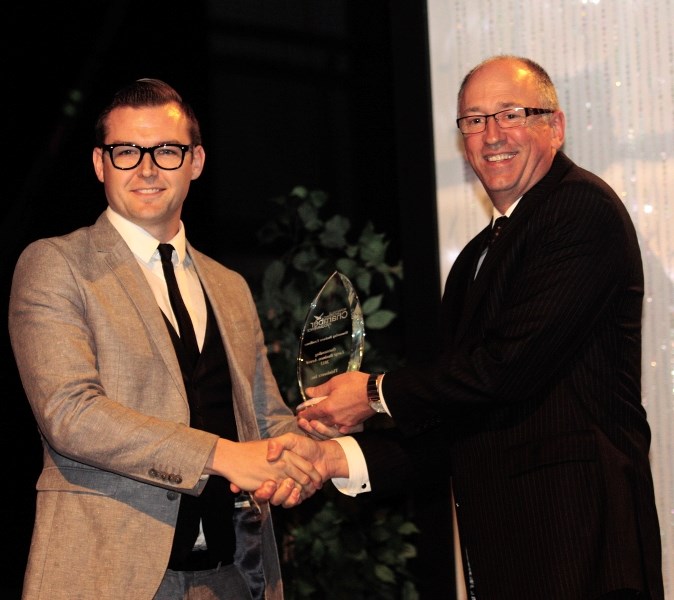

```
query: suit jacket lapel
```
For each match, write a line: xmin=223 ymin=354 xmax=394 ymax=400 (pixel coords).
xmin=91 ymin=214 xmax=187 ymax=399
xmin=189 ymin=249 xmax=251 ymax=427
xmin=450 ymin=233 xmax=488 ymax=342
xmin=189 ymin=250 xmax=235 ymax=369
xmin=453 ymin=152 xmax=574 ymax=343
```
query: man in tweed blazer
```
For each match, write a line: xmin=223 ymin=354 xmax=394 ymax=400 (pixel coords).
xmin=9 ymin=79 xmax=320 ymax=600
xmin=288 ymin=56 xmax=664 ymax=599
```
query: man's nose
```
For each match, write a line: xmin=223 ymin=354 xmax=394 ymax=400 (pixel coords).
xmin=483 ymin=114 xmax=504 ymax=141
xmin=139 ymin=151 xmax=158 ymax=175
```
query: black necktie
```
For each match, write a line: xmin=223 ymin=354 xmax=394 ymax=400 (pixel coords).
xmin=484 ymin=215 xmax=508 ymax=249
xmin=157 ymin=243 xmax=200 ymax=365
xmin=475 ymin=216 xmax=509 ymax=278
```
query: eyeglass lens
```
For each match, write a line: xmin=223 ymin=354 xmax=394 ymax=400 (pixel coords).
xmin=108 ymin=145 xmax=187 ymax=170
xmin=459 ymin=109 xmax=526 ymax=134
xmin=457 ymin=107 xmax=553 ymax=134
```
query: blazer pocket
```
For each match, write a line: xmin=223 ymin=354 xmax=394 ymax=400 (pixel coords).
xmin=507 ymin=430 xmax=596 ymax=477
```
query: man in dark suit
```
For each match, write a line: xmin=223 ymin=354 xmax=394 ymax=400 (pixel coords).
xmin=263 ymin=55 xmax=665 ymax=599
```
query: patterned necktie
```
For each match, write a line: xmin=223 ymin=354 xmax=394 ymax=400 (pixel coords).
xmin=475 ymin=215 xmax=509 ymax=278
xmin=157 ymin=243 xmax=200 ymax=365
xmin=486 ymin=215 xmax=508 ymax=248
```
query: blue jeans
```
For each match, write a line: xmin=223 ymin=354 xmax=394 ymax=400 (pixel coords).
xmin=153 ymin=563 xmax=254 ymax=600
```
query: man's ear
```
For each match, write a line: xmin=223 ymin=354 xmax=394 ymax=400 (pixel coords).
xmin=93 ymin=147 xmax=105 ymax=183
xmin=550 ymin=110 xmax=566 ymax=150
xmin=190 ymin=144 xmax=206 ymax=180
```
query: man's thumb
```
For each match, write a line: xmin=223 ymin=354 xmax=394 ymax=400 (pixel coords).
xmin=266 ymin=438 xmax=284 ymax=462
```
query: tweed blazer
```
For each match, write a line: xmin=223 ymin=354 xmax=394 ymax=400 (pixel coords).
xmin=9 ymin=212 xmax=298 ymax=600
xmin=356 ymin=153 xmax=663 ymax=599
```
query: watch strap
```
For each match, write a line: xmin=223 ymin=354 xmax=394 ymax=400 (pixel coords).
xmin=367 ymin=373 xmax=386 ymax=413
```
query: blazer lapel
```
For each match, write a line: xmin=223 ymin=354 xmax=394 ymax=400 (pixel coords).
xmin=189 ymin=249 xmax=253 ymax=420
xmin=91 ymin=214 xmax=187 ymax=398
xmin=454 ymin=235 xmax=489 ymax=342
xmin=454 ymin=152 xmax=575 ymax=343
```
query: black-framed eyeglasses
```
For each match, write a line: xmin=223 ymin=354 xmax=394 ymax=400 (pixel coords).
xmin=456 ymin=107 xmax=555 ymax=135
xmin=101 ymin=143 xmax=192 ymax=170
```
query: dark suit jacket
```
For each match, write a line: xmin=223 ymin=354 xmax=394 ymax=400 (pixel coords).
xmin=356 ymin=152 xmax=663 ymax=599
xmin=9 ymin=213 xmax=298 ymax=600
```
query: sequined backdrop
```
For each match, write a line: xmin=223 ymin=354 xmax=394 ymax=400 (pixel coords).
xmin=427 ymin=1 xmax=673 ymax=596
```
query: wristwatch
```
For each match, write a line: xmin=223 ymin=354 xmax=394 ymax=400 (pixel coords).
xmin=367 ymin=373 xmax=386 ymax=413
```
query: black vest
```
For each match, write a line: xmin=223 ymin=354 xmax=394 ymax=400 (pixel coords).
xmin=164 ymin=294 xmax=239 ymax=570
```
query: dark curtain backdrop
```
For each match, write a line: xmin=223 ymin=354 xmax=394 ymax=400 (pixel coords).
xmin=2 ymin=2 xmax=447 ymax=597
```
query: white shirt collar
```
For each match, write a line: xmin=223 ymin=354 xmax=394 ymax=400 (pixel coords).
xmin=491 ymin=197 xmax=522 ymax=223
xmin=105 ymin=207 xmax=188 ymax=265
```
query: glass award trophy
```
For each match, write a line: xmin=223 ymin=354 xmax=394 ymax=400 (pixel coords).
xmin=296 ymin=271 xmax=364 ymax=411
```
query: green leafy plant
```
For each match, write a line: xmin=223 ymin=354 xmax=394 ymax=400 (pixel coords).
xmin=253 ymin=186 xmax=419 ymax=599
xmin=255 ymin=185 xmax=404 ymax=407
xmin=281 ymin=499 xmax=419 ymax=600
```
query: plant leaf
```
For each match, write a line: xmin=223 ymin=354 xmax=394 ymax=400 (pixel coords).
xmin=366 ymin=309 xmax=396 ymax=329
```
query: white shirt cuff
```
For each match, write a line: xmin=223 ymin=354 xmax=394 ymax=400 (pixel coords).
xmin=331 ymin=436 xmax=371 ymax=496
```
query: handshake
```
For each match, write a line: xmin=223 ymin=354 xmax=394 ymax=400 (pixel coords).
xmin=220 ymin=431 xmax=349 ymax=508
xmin=209 ymin=371 xmax=372 ymax=508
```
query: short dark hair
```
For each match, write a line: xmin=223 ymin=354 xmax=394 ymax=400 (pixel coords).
xmin=94 ymin=78 xmax=202 ymax=146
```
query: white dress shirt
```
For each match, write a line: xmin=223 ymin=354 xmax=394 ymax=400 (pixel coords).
xmin=105 ymin=207 xmax=207 ymax=349
xmin=475 ymin=199 xmax=520 ymax=276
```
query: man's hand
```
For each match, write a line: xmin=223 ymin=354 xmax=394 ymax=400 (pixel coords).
xmin=206 ymin=438 xmax=322 ymax=505
xmin=299 ymin=415 xmax=364 ymax=440
xmin=297 ymin=371 xmax=372 ymax=432
xmin=239 ymin=477 xmax=304 ymax=509
xmin=249 ymin=433 xmax=350 ymax=505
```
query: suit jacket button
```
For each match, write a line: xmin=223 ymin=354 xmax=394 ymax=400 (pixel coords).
xmin=167 ymin=491 xmax=179 ymax=501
